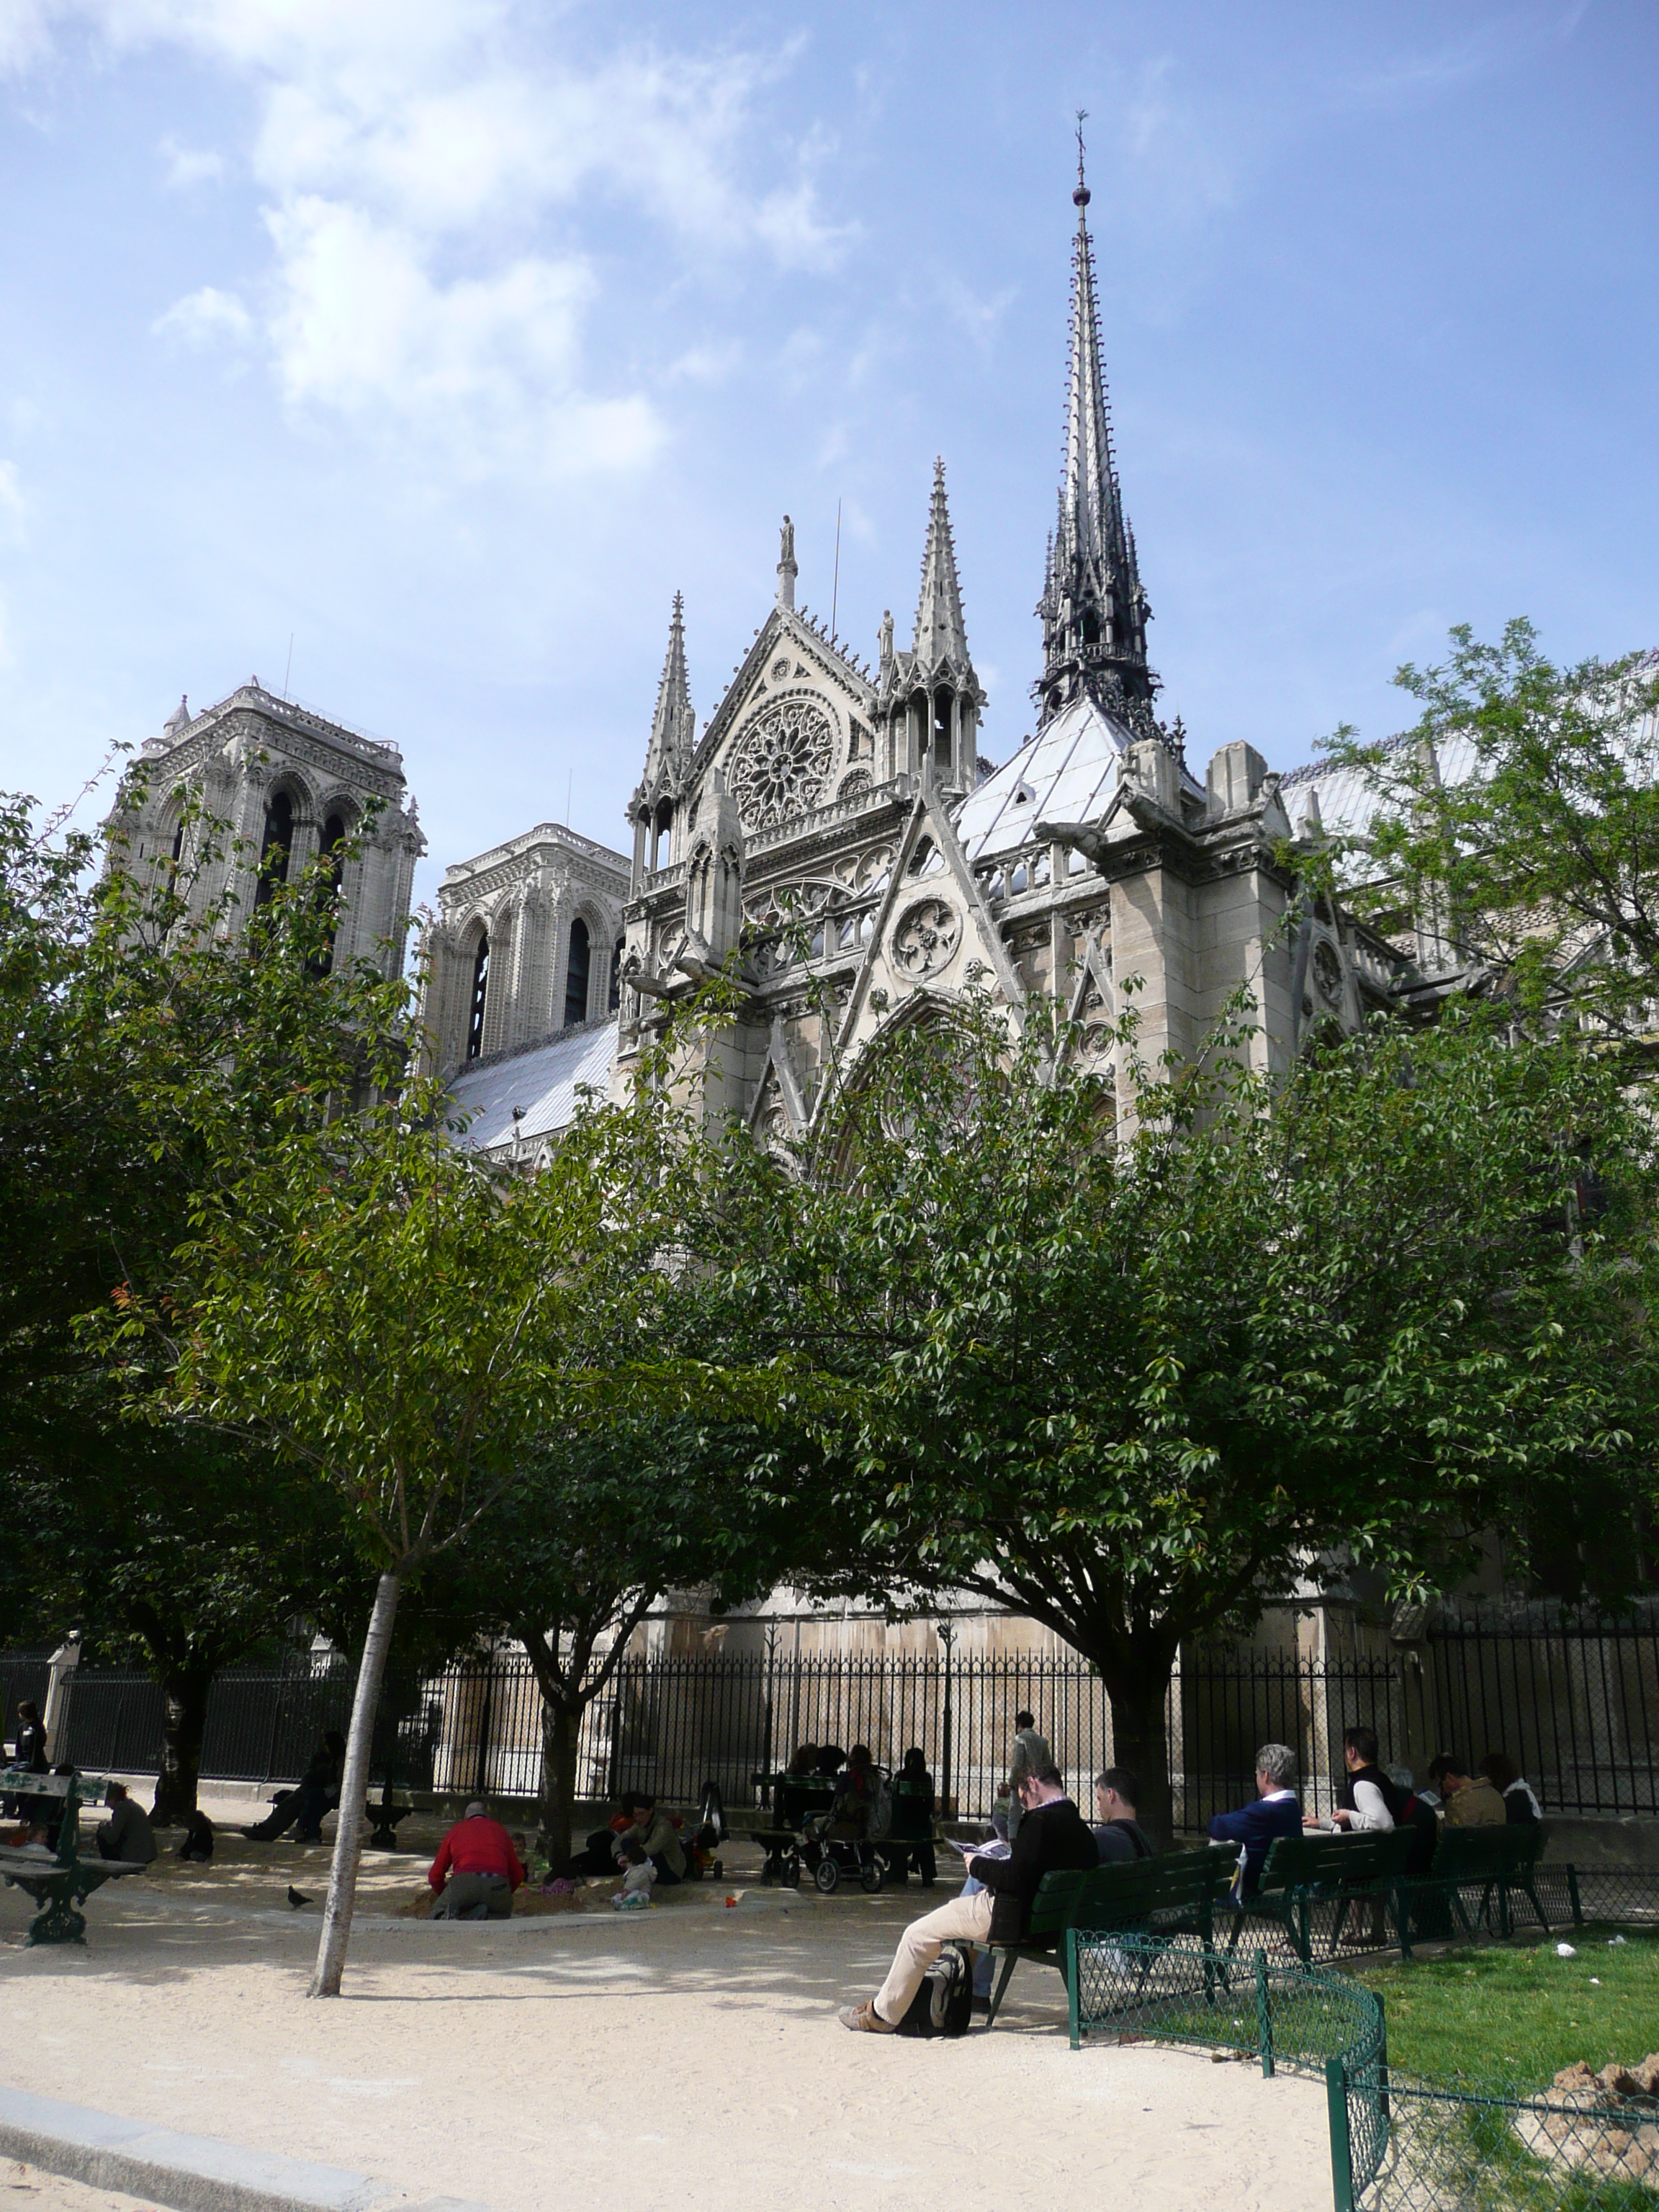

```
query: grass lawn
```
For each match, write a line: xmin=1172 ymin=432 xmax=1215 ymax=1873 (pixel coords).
xmin=1354 ymin=1926 xmax=1659 ymax=2095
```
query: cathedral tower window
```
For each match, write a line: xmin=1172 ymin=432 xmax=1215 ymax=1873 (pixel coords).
xmin=310 ymin=811 xmax=347 ymax=978
xmin=652 ymin=799 xmax=673 ymax=870
xmin=933 ymin=689 xmax=953 ymax=767
xmin=467 ymin=931 xmax=490 ymax=1061
xmin=565 ymin=917 xmax=591 ymax=1028
xmin=256 ymin=789 xmax=295 ymax=907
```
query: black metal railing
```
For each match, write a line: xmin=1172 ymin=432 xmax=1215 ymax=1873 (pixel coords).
xmin=5 ymin=1603 xmax=1656 ymax=1822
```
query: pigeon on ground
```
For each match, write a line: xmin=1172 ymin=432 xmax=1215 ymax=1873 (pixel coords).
xmin=287 ymin=1886 xmax=311 ymax=1909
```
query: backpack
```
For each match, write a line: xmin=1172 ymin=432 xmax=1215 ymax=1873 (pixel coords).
xmin=867 ymin=1771 xmax=894 ymax=1841
xmin=896 ymin=1941 xmax=973 ymax=2039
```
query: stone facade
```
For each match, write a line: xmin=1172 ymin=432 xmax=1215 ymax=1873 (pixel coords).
xmin=108 ymin=681 xmax=423 ymax=979
xmin=423 ymin=822 xmax=629 ymax=1076
xmin=603 ymin=168 xmax=1413 ymax=1151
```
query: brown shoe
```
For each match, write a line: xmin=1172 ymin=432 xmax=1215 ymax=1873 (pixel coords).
xmin=837 ymin=2000 xmax=896 ymax=2033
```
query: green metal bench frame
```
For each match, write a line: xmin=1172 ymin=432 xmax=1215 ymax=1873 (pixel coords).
xmin=1395 ymin=1822 xmax=1550 ymax=1953
xmin=984 ymin=1849 xmax=1237 ymax=2027
xmin=1225 ymin=1829 xmax=1415 ymax=1962
xmin=0 ymin=1767 xmax=148 ymax=1946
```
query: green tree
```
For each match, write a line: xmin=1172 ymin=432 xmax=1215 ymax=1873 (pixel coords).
xmin=109 ymin=1013 xmax=796 ymax=1992
xmin=12 ymin=1426 xmax=367 ymax=1820
xmin=717 ymin=994 xmax=1657 ymax=1843
xmin=1321 ymin=621 xmax=1659 ymax=1037
xmin=444 ymin=1415 xmax=794 ymax=1868
xmin=0 ymin=782 xmax=410 ymax=1809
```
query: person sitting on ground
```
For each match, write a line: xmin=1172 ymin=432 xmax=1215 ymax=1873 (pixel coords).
xmin=96 ymin=1781 xmax=158 ymax=1866
xmin=1308 ymin=1726 xmax=1405 ymax=1833
xmin=428 ymin=1800 xmax=526 ymax=1920
xmin=838 ymin=1759 xmax=1097 ymax=2033
xmin=552 ymin=1792 xmax=642 ymax=1878
xmin=1208 ymin=1743 xmax=1302 ymax=1898
xmin=1480 ymin=1750 xmax=1542 ymax=1825
xmin=610 ymin=1793 xmax=685 ymax=1887
xmin=178 ymin=1809 xmax=214 ymax=1863
xmin=887 ymin=1747 xmax=937 ymax=1885
xmin=242 ymin=1730 xmax=346 ymax=1843
xmin=1092 ymin=1768 xmax=1155 ymax=1862
xmin=1426 ymin=1754 xmax=1506 ymax=1827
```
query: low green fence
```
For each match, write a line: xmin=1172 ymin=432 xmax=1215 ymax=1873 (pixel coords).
xmin=1328 ymin=2069 xmax=1659 ymax=2210
xmin=1071 ymin=1932 xmax=1659 ymax=2210
xmin=1069 ymin=1931 xmax=1391 ymax=2198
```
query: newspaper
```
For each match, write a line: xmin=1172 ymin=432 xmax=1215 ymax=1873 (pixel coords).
xmin=945 ymin=1834 xmax=1011 ymax=1861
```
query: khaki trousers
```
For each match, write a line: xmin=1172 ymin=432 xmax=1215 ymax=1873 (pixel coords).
xmin=873 ymin=1888 xmax=994 ymax=2023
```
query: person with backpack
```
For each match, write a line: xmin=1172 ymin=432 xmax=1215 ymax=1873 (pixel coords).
xmin=1092 ymin=1768 xmax=1155 ymax=1862
xmin=837 ymin=1758 xmax=1096 ymax=2033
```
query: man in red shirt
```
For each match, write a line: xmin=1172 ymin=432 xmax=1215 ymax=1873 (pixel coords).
xmin=428 ymin=1801 xmax=526 ymax=1920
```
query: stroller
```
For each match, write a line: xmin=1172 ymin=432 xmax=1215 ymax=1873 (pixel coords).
xmin=799 ymin=1762 xmax=891 ymax=1894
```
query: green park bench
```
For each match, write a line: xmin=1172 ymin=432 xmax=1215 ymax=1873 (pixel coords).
xmin=984 ymin=1848 xmax=1238 ymax=2028
xmin=1398 ymin=1821 xmax=1551 ymax=1951
xmin=0 ymin=1767 xmax=150 ymax=1946
xmin=1224 ymin=1828 xmax=1415 ymax=1962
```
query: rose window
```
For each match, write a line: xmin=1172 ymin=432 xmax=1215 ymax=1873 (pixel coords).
xmin=728 ymin=698 xmax=835 ymax=829
xmin=891 ymin=896 xmax=962 ymax=980
xmin=1312 ymin=940 xmax=1344 ymax=1007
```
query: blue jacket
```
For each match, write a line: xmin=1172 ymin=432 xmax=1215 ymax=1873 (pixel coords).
xmin=1208 ymin=1791 xmax=1302 ymax=1896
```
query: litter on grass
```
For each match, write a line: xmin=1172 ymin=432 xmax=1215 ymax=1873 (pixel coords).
xmin=1557 ymin=1943 xmax=1578 ymax=1958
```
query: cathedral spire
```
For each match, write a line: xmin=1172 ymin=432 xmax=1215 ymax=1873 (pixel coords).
xmin=641 ymin=592 xmax=694 ymax=798
xmin=1035 ymin=117 xmax=1156 ymax=730
xmin=912 ymin=457 xmax=970 ymax=673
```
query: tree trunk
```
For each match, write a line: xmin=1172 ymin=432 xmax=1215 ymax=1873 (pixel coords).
xmin=1103 ymin=1663 xmax=1177 ymax=1851
xmin=540 ymin=1701 xmax=581 ymax=1870
xmin=151 ymin=1662 xmax=214 ymax=1827
xmin=309 ymin=1568 xmax=399 ymax=1999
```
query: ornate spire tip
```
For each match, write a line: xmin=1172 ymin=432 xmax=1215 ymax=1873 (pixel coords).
xmin=1074 ymin=107 xmax=1091 ymax=207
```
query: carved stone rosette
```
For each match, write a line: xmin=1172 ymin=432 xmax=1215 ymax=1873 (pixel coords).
xmin=891 ymin=895 xmax=961 ymax=980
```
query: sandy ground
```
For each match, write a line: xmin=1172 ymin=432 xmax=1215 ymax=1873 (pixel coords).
xmin=0 ymin=1815 xmax=1330 ymax=2212
xmin=0 ymin=2163 xmax=168 ymax=2212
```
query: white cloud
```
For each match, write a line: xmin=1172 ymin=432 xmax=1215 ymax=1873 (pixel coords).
xmin=17 ymin=0 xmax=850 ymax=480
xmin=0 ymin=0 xmax=50 ymax=71
xmin=152 ymin=285 xmax=254 ymax=347
xmin=159 ymin=134 xmax=224 ymax=188
xmin=264 ymin=196 xmax=662 ymax=475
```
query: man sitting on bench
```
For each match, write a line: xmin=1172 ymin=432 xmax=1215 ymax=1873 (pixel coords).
xmin=1208 ymin=1743 xmax=1301 ymax=1899
xmin=837 ymin=1760 xmax=1096 ymax=2033
xmin=1092 ymin=1768 xmax=1154 ymax=1862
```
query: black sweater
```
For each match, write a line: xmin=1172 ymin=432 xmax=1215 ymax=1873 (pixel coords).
xmin=970 ymin=1795 xmax=1099 ymax=1942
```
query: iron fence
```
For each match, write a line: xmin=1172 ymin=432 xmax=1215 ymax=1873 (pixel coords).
xmin=4 ymin=1604 xmax=1657 ymax=1821
xmin=0 ymin=1653 xmax=50 ymax=1749
xmin=1332 ymin=2071 xmax=1659 ymax=2212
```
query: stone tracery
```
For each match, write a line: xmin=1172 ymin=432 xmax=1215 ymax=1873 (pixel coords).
xmin=727 ymin=697 xmax=835 ymax=829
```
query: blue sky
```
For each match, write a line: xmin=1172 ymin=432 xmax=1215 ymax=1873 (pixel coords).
xmin=1 ymin=0 xmax=1654 ymax=906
